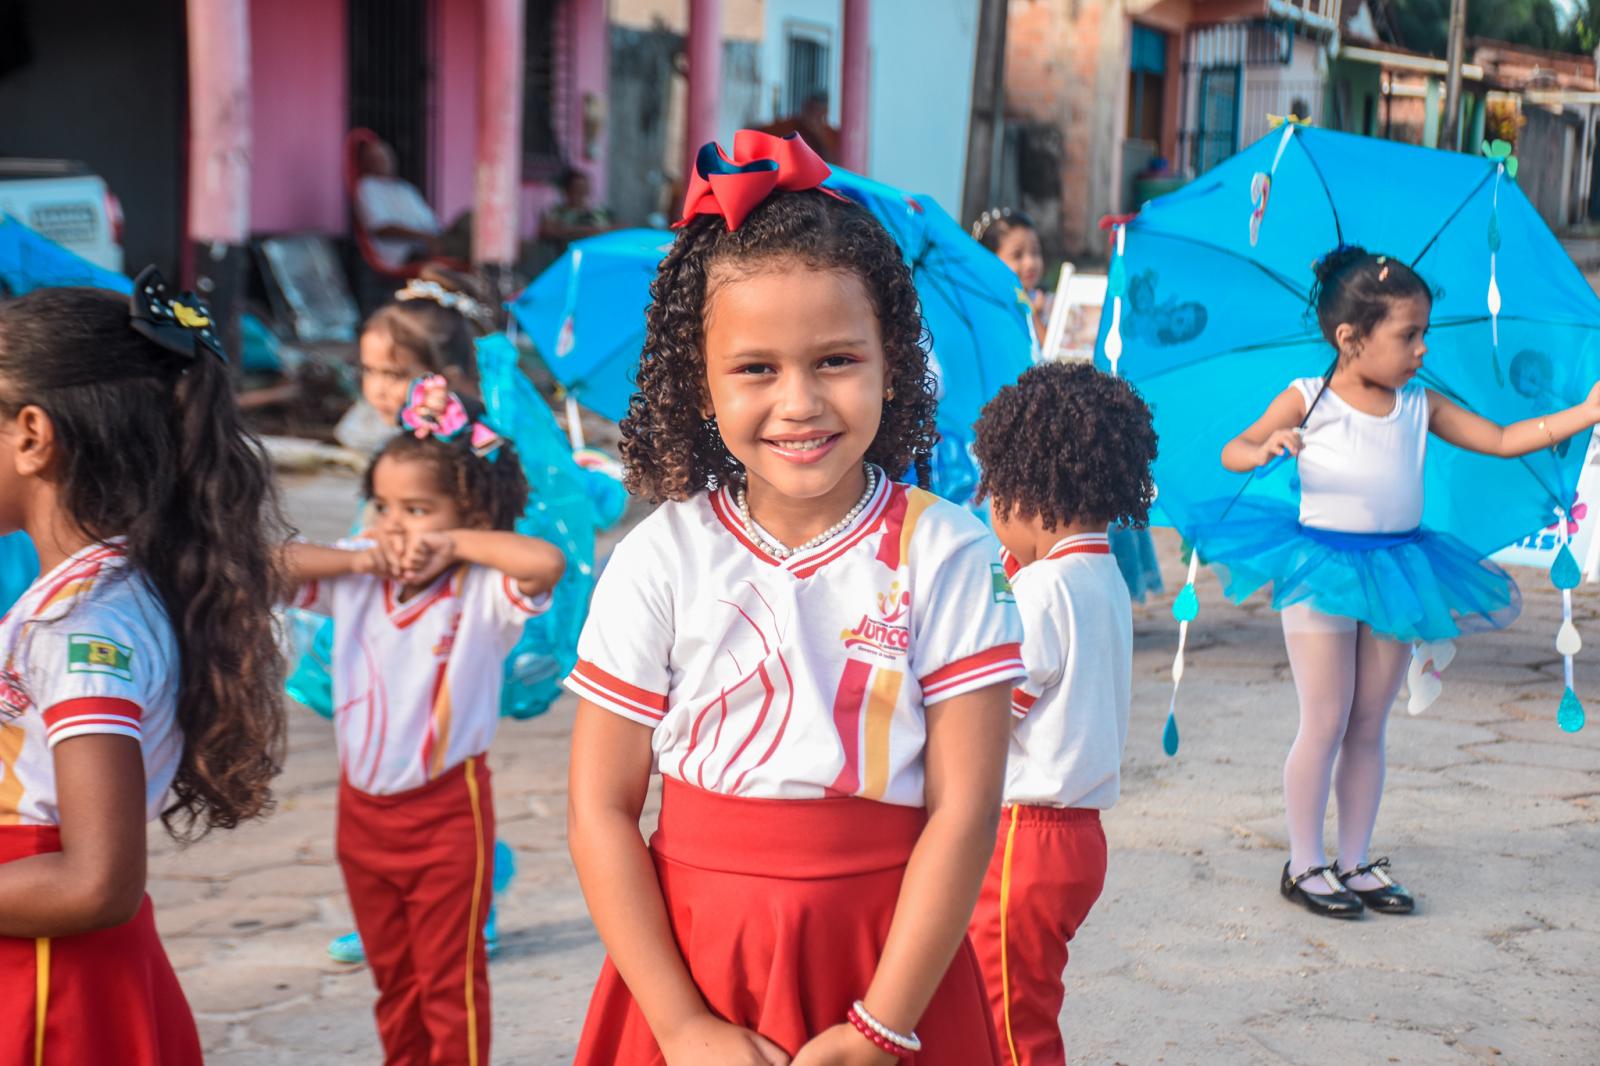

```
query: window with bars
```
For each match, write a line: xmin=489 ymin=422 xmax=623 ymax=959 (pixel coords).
xmin=1127 ymin=23 xmax=1168 ymax=144
xmin=348 ymin=0 xmax=431 ymax=194
xmin=786 ymin=30 xmax=830 ymax=115
xmin=524 ymin=0 xmax=564 ymax=175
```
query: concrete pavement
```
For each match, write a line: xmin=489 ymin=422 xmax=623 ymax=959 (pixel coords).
xmin=163 ymin=470 xmax=1598 ymax=1065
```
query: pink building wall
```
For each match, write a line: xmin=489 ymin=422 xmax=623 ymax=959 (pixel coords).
xmin=247 ymin=0 xmax=608 ymax=241
xmin=434 ymin=0 xmax=483 ymax=227
xmin=249 ymin=0 xmax=347 ymax=234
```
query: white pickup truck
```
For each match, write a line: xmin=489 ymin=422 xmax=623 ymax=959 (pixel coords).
xmin=0 ymin=159 xmax=123 ymax=272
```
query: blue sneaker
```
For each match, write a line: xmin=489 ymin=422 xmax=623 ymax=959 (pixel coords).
xmin=325 ymin=902 xmax=500 ymax=964
xmin=326 ymin=930 xmax=365 ymax=964
xmin=328 ymin=838 xmax=513 ymax=964
xmin=484 ymin=902 xmax=501 ymax=959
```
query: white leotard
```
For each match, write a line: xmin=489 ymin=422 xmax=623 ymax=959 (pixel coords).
xmin=1291 ymin=377 xmax=1429 ymax=534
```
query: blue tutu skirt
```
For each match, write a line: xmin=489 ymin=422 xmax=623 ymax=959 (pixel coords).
xmin=1192 ymin=499 xmax=1520 ymax=643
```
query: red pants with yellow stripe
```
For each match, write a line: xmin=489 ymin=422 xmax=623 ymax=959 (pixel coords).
xmin=967 ymin=806 xmax=1107 ymax=1066
xmin=338 ymin=756 xmax=495 ymax=1066
xmin=0 ymin=826 xmax=202 ymax=1066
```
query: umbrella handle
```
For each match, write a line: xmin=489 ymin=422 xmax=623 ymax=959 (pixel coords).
xmin=1254 ymin=452 xmax=1292 ymax=478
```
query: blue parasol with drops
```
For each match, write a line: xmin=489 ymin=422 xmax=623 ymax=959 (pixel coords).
xmin=1097 ymin=123 xmax=1600 ymax=749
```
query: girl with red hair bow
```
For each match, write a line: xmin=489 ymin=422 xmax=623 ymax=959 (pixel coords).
xmin=565 ymin=131 xmax=1023 ymax=1065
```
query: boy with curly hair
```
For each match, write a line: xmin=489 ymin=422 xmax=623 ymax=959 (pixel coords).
xmin=966 ymin=362 xmax=1158 ymax=1066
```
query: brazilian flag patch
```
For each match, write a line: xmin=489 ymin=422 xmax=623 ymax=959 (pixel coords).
xmin=67 ymin=634 xmax=134 ymax=681
xmin=991 ymin=563 xmax=1015 ymax=604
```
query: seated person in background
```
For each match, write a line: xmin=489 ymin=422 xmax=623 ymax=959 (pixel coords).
xmin=539 ymin=167 xmax=613 ymax=256
xmin=354 ymin=138 xmax=442 ymax=272
xmin=760 ymin=92 xmax=841 ymax=162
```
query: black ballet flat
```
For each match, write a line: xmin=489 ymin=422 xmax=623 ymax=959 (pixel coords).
xmin=1336 ymin=858 xmax=1415 ymax=915
xmin=1280 ymin=862 xmax=1364 ymax=919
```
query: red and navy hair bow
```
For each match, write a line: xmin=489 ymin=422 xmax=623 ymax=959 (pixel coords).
xmin=675 ymin=131 xmax=845 ymax=231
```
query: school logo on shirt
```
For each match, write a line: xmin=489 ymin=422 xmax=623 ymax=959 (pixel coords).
xmin=0 ymin=666 xmax=30 ymax=717
xmin=991 ymin=564 xmax=1015 ymax=604
xmin=66 ymin=634 xmax=134 ymax=681
xmin=841 ymin=582 xmax=911 ymax=661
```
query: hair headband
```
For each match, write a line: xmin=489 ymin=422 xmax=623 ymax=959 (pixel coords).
xmin=396 ymin=279 xmax=494 ymax=329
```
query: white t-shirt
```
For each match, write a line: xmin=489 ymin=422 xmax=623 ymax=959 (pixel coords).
xmin=0 ymin=542 xmax=182 ymax=826
xmin=294 ymin=554 xmax=549 ymax=795
xmin=1003 ymin=533 xmax=1132 ymax=810
xmin=1293 ymin=377 xmax=1429 ymax=533
xmin=354 ymin=175 xmax=441 ymax=271
xmin=565 ymin=475 xmax=1026 ymax=807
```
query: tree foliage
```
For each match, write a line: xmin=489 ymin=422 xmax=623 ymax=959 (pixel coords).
xmin=1387 ymin=0 xmax=1574 ymax=56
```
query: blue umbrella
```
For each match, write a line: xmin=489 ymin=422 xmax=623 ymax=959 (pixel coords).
xmin=508 ymin=228 xmax=672 ymax=423
xmin=509 ymin=178 xmax=1034 ymax=502
xmin=0 ymin=216 xmax=132 ymax=296
xmin=823 ymin=170 xmax=1036 ymax=446
xmin=0 ymin=219 xmax=130 ymax=614
xmin=1099 ymin=123 xmax=1600 ymax=741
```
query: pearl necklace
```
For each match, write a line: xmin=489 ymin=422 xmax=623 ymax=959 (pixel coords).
xmin=735 ymin=465 xmax=879 ymax=561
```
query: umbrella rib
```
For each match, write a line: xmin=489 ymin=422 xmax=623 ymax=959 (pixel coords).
xmin=1128 ymin=230 xmax=1309 ymax=301
xmin=1408 ymin=170 xmax=1495 ymax=268
xmin=1416 ymin=368 xmax=1576 ymax=506
xmin=1294 ymin=136 xmax=1344 ymax=246
xmin=913 ymin=240 xmax=997 ymax=398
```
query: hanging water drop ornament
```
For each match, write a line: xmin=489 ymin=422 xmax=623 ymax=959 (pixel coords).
xmin=1487 ymin=163 xmax=1505 ymax=384
xmin=1163 ymin=549 xmax=1203 ymax=757
xmin=1557 ymin=619 xmax=1583 ymax=657
xmin=1551 ymin=543 xmax=1582 ymax=590
xmin=1246 ymin=122 xmax=1296 ymax=248
xmin=1172 ymin=581 xmax=1199 ymax=623
xmin=1104 ymin=225 xmax=1128 ymax=377
xmin=1108 ymin=250 xmax=1127 ymax=298
xmin=1550 ymin=506 xmax=1585 ymax=732
xmin=1558 ymin=687 xmax=1586 ymax=733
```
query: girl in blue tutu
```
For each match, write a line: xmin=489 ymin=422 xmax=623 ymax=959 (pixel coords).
xmin=1212 ymin=245 xmax=1600 ymax=918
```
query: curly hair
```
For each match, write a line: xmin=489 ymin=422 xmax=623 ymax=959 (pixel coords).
xmin=0 ymin=287 xmax=287 ymax=841
xmin=620 ymin=188 xmax=938 ymax=502
xmin=974 ymin=362 xmax=1158 ymax=530
xmin=365 ymin=423 xmax=531 ymax=532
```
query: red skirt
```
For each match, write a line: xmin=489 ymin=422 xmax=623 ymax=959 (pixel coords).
xmin=574 ymin=777 xmax=1002 ymax=1065
xmin=0 ymin=825 xmax=201 ymax=1066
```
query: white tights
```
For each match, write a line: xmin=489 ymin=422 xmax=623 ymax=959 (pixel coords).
xmin=1280 ymin=604 xmax=1410 ymax=893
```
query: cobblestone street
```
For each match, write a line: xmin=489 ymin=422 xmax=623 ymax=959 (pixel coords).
xmin=162 ymin=471 xmax=1599 ymax=1065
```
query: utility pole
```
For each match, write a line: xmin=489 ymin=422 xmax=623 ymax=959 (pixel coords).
xmin=1440 ymin=0 xmax=1468 ymax=150
xmin=960 ymin=0 xmax=1009 ymax=227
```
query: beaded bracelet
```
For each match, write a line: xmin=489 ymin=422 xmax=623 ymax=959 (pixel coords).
xmin=849 ymin=1000 xmax=922 ymax=1054
xmin=846 ymin=1009 xmax=909 ymax=1058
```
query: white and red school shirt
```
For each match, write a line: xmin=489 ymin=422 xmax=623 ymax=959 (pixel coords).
xmin=0 ymin=542 xmax=182 ymax=826
xmin=294 ymin=553 xmax=549 ymax=795
xmin=1002 ymin=533 xmax=1132 ymax=810
xmin=566 ymin=475 xmax=1026 ymax=807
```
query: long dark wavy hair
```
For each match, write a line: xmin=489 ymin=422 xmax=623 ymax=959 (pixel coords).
xmin=620 ymin=188 xmax=938 ymax=502
xmin=0 ymin=287 xmax=287 ymax=841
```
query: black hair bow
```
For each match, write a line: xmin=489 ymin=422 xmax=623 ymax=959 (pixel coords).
xmin=129 ymin=266 xmax=224 ymax=363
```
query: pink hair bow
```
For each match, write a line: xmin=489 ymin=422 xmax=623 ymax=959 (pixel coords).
xmin=398 ymin=375 xmax=503 ymax=457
